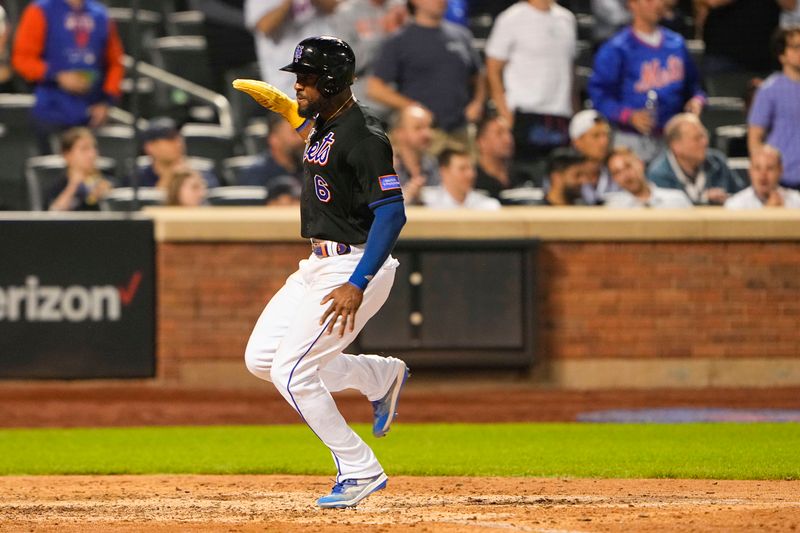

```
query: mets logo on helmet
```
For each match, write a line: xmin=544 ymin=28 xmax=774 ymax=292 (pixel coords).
xmin=294 ymin=45 xmax=304 ymax=63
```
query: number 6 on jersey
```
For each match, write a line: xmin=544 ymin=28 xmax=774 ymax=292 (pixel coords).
xmin=314 ymin=174 xmax=331 ymax=204
xmin=314 ymin=174 xmax=332 ymax=203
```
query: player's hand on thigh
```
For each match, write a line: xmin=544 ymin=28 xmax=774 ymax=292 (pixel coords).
xmin=320 ymin=283 xmax=364 ymax=337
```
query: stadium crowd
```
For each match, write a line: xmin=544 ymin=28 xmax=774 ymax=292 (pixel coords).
xmin=0 ymin=0 xmax=798 ymax=211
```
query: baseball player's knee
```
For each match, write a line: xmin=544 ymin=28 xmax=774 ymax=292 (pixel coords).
xmin=268 ymin=360 xmax=292 ymax=390
xmin=269 ymin=353 xmax=318 ymax=397
xmin=244 ymin=344 xmax=273 ymax=382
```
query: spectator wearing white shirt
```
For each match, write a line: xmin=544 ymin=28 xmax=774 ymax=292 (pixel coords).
xmin=485 ymin=0 xmax=576 ymax=165
xmin=605 ymin=146 xmax=693 ymax=208
xmin=725 ymin=145 xmax=800 ymax=209
xmin=421 ymin=147 xmax=501 ymax=209
xmin=569 ymin=109 xmax=620 ymax=204
xmin=244 ymin=0 xmax=337 ymax=96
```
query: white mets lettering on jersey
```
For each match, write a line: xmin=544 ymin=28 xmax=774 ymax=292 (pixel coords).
xmin=314 ymin=175 xmax=332 ymax=202
xmin=305 ymin=132 xmax=336 ymax=166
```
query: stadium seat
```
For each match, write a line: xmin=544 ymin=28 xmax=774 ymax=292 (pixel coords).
xmin=564 ymin=0 xmax=591 ymax=14
xmin=222 ymin=155 xmax=264 ymax=186
xmin=207 ymin=186 xmax=268 ymax=206
xmin=243 ymin=121 xmax=269 ymax=156
xmin=726 ymin=157 xmax=750 ymax=188
xmin=701 ymin=97 xmax=746 ymax=140
xmin=576 ymin=13 xmax=595 ymax=41
xmin=120 ymin=77 xmax=158 ymax=119
xmin=106 ymin=0 xmax=175 ymax=17
xmin=224 ymin=62 xmax=267 ymax=131
xmin=686 ymin=39 xmax=705 ymax=70
xmin=498 ymin=187 xmax=545 ymax=206
xmin=135 ymin=155 xmax=216 ymax=176
xmin=575 ymin=66 xmax=593 ymax=108
xmin=181 ymin=123 xmax=236 ymax=177
xmin=467 ymin=13 xmax=493 ymax=40
xmin=108 ymin=8 xmax=162 ymax=61
xmin=576 ymin=40 xmax=593 ymax=69
xmin=704 ymin=71 xmax=757 ymax=98
xmin=26 ymin=155 xmax=116 ymax=211
xmin=0 ymin=95 xmax=38 ymax=209
xmin=714 ymin=124 xmax=748 ymax=158
xmin=101 ymin=187 xmax=165 ymax=211
xmin=167 ymin=11 xmax=205 ymax=36
xmin=0 ymin=93 xmax=37 ymax=146
xmin=94 ymin=125 xmax=136 ymax=180
xmin=150 ymin=36 xmax=213 ymax=90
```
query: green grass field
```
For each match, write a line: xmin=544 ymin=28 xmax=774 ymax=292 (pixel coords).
xmin=1 ymin=423 xmax=798 ymax=479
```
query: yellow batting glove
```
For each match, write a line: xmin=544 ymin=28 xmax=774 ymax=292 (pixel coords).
xmin=232 ymin=79 xmax=307 ymax=130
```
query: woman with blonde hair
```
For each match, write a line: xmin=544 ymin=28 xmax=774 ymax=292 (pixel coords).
xmin=48 ymin=127 xmax=112 ymax=211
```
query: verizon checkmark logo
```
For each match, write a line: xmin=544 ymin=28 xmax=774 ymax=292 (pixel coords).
xmin=118 ymin=271 xmax=142 ymax=306
xmin=0 ymin=271 xmax=145 ymax=322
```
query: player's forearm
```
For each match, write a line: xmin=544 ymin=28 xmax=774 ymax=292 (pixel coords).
xmin=348 ymin=199 xmax=406 ymax=290
xmin=777 ymin=0 xmax=797 ymax=11
xmin=366 ymin=77 xmax=416 ymax=110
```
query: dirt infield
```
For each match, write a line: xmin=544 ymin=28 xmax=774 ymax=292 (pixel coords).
xmin=1 ymin=475 xmax=797 ymax=532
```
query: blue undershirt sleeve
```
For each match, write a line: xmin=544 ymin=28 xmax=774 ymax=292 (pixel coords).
xmin=348 ymin=198 xmax=406 ymax=290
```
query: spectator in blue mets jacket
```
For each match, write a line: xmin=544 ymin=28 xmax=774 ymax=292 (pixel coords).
xmin=588 ymin=0 xmax=704 ymax=164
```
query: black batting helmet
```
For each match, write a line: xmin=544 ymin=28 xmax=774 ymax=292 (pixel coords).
xmin=280 ymin=36 xmax=356 ymax=98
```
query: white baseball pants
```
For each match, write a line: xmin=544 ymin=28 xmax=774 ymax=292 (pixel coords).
xmin=244 ymin=247 xmax=402 ymax=481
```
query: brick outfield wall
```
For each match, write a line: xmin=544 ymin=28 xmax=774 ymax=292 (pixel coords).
xmin=157 ymin=241 xmax=800 ymax=382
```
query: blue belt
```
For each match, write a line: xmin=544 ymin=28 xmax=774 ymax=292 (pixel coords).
xmin=311 ymin=239 xmax=351 ymax=258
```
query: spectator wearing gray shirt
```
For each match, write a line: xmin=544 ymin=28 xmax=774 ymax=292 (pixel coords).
xmin=367 ymin=0 xmax=485 ymax=154
xmin=330 ymin=0 xmax=406 ymax=119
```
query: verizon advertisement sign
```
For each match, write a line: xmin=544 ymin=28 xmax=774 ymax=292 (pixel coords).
xmin=0 ymin=218 xmax=155 ymax=379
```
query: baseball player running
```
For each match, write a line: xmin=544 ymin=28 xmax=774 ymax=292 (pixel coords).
xmin=234 ymin=36 xmax=409 ymax=509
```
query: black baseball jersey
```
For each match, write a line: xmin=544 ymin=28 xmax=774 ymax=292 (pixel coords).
xmin=300 ymin=103 xmax=403 ymax=244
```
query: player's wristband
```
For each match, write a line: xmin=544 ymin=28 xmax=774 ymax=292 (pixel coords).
xmin=348 ymin=198 xmax=406 ymax=290
xmin=283 ymin=99 xmax=307 ymax=130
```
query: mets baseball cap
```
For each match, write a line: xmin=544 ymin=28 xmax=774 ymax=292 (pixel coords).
xmin=142 ymin=117 xmax=180 ymax=143
xmin=569 ymin=110 xmax=606 ymax=141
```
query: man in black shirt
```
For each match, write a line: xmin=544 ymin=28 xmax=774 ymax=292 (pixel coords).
xmin=234 ymin=36 xmax=409 ymax=509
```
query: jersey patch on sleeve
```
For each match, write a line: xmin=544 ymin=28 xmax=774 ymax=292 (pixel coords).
xmin=378 ymin=174 xmax=401 ymax=191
